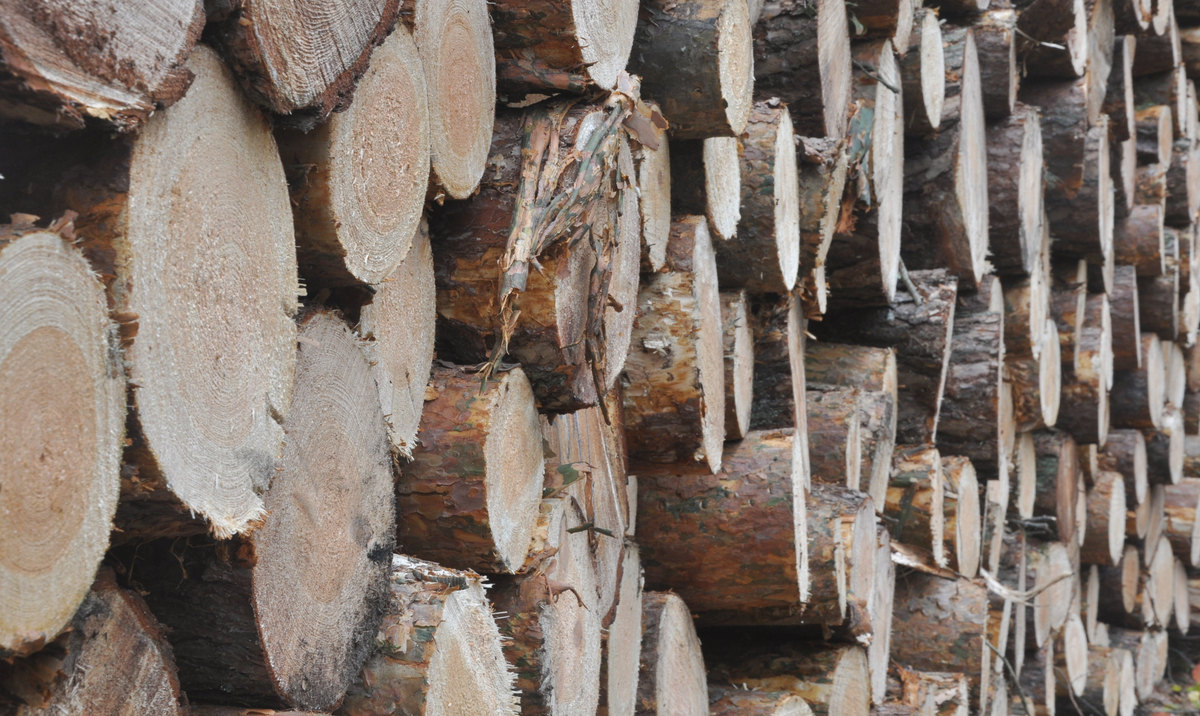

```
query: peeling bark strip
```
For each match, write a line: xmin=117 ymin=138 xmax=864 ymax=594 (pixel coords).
xmin=431 ymin=92 xmax=645 ymax=411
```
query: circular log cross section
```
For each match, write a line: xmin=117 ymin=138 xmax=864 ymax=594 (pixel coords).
xmin=277 ymin=24 xmax=429 ymax=287
xmin=402 ymin=364 xmax=545 ymax=574
xmin=637 ymin=593 xmax=708 ymax=716
xmin=411 ymin=0 xmax=496 ymax=198
xmin=0 ymin=227 xmax=124 ymax=656
xmin=251 ymin=311 xmax=396 ymax=710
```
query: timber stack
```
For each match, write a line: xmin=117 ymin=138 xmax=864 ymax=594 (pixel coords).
xmin=7 ymin=0 xmax=1200 ymax=715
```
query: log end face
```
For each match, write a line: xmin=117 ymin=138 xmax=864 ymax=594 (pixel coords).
xmin=572 ymin=0 xmax=640 ymax=90
xmin=717 ymin=0 xmax=755 ymax=136
xmin=424 ymin=582 xmax=521 ymax=716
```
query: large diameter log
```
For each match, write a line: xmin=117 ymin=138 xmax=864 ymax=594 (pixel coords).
xmin=806 ymin=388 xmax=863 ymax=490
xmin=885 ymin=445 xmax=946 ymax=566
xmin=624 ymin=216 xmax=725 ymax=471
xmin=1111 ymin=333 xmax=1166 ymax=429
xmin=491 ymin=0 xmax=636 ymax=94
xmin=900 ymin=9 xmax=946 ymax=136
xmin=0 ymin=1 xmax=204 ymax=131
xmin=704 ymin=637 xmax=871 ymax=716
xmin=721 ymin=292 xmax=755 ymax=440
xmin=601 ymin=544 xmax=643 ymax=716
xmin=708 ymin=688 xmax=813 ymax=716
xmin=206 ymin=0 xmax=402 ymax=125
xmin=636 ymin=430 xmax=808 ymax=618
xmin=124 ymin=310 xmax=395 ymax=710
xmin=338 ymin=555 xmax=518 ymax=716
xmin=431 ymin=100 xmax=640 ymax=411
xmin=275 ymin=26 xmax=429 ymax=288
xmin=715 ymin=101 xmax=801 ymax=293
xmin=1164 ymin=478 xmax=1200 ymax=565
xmin=400 ymin=364 xmax=544 ymax=574
xmin=64 ymin=47 xmax=300 ymax=540
xmin=635 ymin=593 xmax=708 ymax=716
xmin=0 ymin=569 xmax=185 ymax=714
xmin=358 ymin=220 xmax=436 ymax=458
xmin=891 ymin=572 xmax=987 ymax=706
xmin=975 ymin=9 xmax=1019 ymax=119
xmin=671 ymin=136 xmax=742 ymax=241
xmin=629 ymin=0 xmax=753 ymax=138
xmin=1100 ymin=429 xmax=1149 ymax=505
xmin=0 ymin=223 xmax=124 ymax=656
xmin=1082 ymin=470 xmax=1128 ymax=565
xmin=1111 ymin=265 xmax=1143 ymax=372
xmin=901 ymin=28 xmax=989 ymax=289
xmin=753 ymin=0 xmax=853 ymax=140
xmin=986 ymin=103 xmax=1044 ymax=276
xmin=814 ymin=269 xmax=957 ymax=444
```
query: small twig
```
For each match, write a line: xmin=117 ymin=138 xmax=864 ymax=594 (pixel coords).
xmin=898 ymin=258 xmax=924 ymax=305
xmin=852 ymin=59 xmax=901 ymax=94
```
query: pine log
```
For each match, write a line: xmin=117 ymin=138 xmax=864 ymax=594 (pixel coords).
xmin=42 ymin=47 xmax=300 ymax=541
xmin=806 ymin=388 xmax=863 ymax=490
xmin=1136 ymin=105 xmax=1175 ymax=166
xmin=901 ymin=28 xmax=989 ymax=289
xmin=1133 ymin=67 xmax=1190 ymax=142
xmin=1104 ymin=36 xmax=1136 ymax=144
xmin=722 ymin=292 xmax=755 ymax=441
xmin=1019 ymin=80 xmax=1114 ymax=259
xmin=401 ymin=364 xmax=544 ymax=573
xmin=1144 ymin=405 xmax=1185 ymax=484
xmin=670 ymin=136 xmax=742 ymax=241
xmin=1112 ymin=333 xmax=1167 ymax=429
xmin=119 ymin=310 xmax=394 ymax=711
xmin=275 ymin=25 xmax=428 ymax=288
xmin=1097 ymin=543 xmax=1144 ymax=627
xmin=1114 ymin=206 xmax=1166 ymax=276
xmin=1082 ymin=470 xmax=1128 ymax=565
xmin=633 ymin=593 xmax=708 ymax=715
xmin=704 ymin=636 xmax=871 ymax=716
xmin=1100 ymin=429 xmax=1149 ymax=505
xmin=630 ymin=0 xmax=754 ymax=138
xmin=1050 ymin=260 xmax=1086 ymax=367
xmin=748 ymin=297 xmax=812 ymax=483
xmin=1138 ymin=272 xmax=1181 ymax=340
xmin=708 ymin=688 xmax=813 ymax=716
xmin=900 ymin=9 xmax=946 ymax=136
xmin=635 ymin=104 xmax=672 ymax=273
xmin=802 ymin=484 xmax=879 ymax=628
xmin=601 ymin=544 xmax=643 ymax=716
xmin=975 ymin=9 xmax=1019 ymax=119
xmin=1164 ymin=478 xmax=1200 ymax=565
xmin=623 ymin=216 xmax=724 ymax=471
xmin=796 ymin=136 xmax=850 ymax=315
xmin=338 ymin=555 xmax=518 ymax=716
xmin=1107 ymin=627 xmax=1168 ymax=701
xmin=943 ymin=456 xmax=982 ymax=577
xmin=1007 ymin=319 xmax=1063 ymax=431
xmin=890 ymin=572 xmax=987 ymax=707
xmin=885 ymin=445 xmax=946 ymax=566
xmin=636 ymin=429 xmax=809 ymax=619
xmin=357 ymin=220 xmax=436 ymax=458
xmin=1165 ymin=138 xmax=1200 ymax=227
xmin=1132 ymin=19 xmax=1181 ymax=76
xmin=492 ymin=0 xmax=637 ymax=95
xmin=0 ymin=222 xmax=124 ymax=656
xmin=1004 ymin=271 xmax=1050 ymax=360
xmin=1114 ymin=137 xmax=1140 ymax=219
xmin=752 ymin=0 xmax=853 ymax=139
xmin=986 ymin=103 xmax=1044 ymax=276
xmin=935 ymin=276 xmax=1008 ymax=478
xmin=0 ymin=569 xmax=185 ymax=714
xmin=1017 ymin=0 xmax=1089 ymax=79
xmin=1111 ymin=265 xmax=1143 ymax=372
xmin=1030 ymin=539 xmax=1076 ymax=645
xmin=715 ymin=101 xmax=801 ymax=293
xmin=815 ymin=269 xmax=958 ymax=444
xmin=0 ymin=1 xmax=204 ymax=131
xmin=206 ymin=0 xmax=402 ymax=125
xmin=431 ymin=99 xmax=641 ymax=411
xmin=1031 ymin=431 xmax=1081 ymax=545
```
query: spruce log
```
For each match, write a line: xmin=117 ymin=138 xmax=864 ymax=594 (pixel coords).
xmin=704 ymin=637 xmax=871 ymax=716
xmin=601 ymin=544 xmax=643 ymax=716
xmin=1111 ymin=265 xmax=1143 ymax=371
xmin=796 ymin=136 xmax=850 ymax=315
xmin=1100 ymin=429 xmax=1149 ymax=505
xmin=1114 ymin=206 xmax=1166 ymax=276
xmin=806 ymin=388 xmax=863 ymax=490
xmin=358 ymin=220 xmax=437 ymax=458
xmin=431 ymin=99 xmax=640 ymax=411
xmin=623 ymin=216 xmax=725 ymax=471
xmin=1104 ymin=36 xmax=1136 ymax=144
xmin=338 ymin=555 xmax=518 ymax=716
xmin=0 ymin=0 xmax=204 ymax=131
xmin=943 ymin=456 xmax=982 ymax=577
xmin=891 ymin=572 xmax=987 ymax=706
xmin=0 ymin=222 xmax=124 ymax=656
xmin=671 ymin=136 xmax=742 ymax=241
xmin=401 ymin=364 xmax=545 ymax=573
xmin=635 ymin=593 xmax=708 ymax=716
xmin=492 ymin=0 xmax=637 ymax=94
xmin=900 ymin=9 xmax=946 ymax=136
xmin=122 ymin=310 xmax=395 ymax=710
xmin=885 ymin=445 xmax=946 ymax=566
xmin=715 ymin=101 xmax=801 ymax=293
xmin=721 ymin=291 xmax=755 ymax=441
xmin=1081 ymin=470 xmax=1128 ymax=565
xmin=276 ymin=25 xmax=429 ymax=287
xmin=708 ymin=688 xmax=813 ymax=716
xmin=206 ymin=0 xmax=402 ymax=125
xmin=752 ymin=0 xmax=853 ymax=139
xmin=975 ymin=9 xmax=1019 ymax=119
xmin=1111 ymin=333 xmax=1166 ymax=429
xmin=636 ymin=106 xmax=672 ymax=272
xmin=986 ymin=103 xmax=1044 ymax=276
xmin=1163 ymin=478 xmax=1200 ymax=565
xmin=1032 ymin=430 xmax=1082 ymax=546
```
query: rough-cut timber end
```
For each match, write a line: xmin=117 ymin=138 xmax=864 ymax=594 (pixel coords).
xmin=638 ymin=593 xmax=708 ymax=715
xmin=722 ymin=291 xmax=756 ymax=440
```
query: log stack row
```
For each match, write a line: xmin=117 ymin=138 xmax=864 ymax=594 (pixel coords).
xmin=4 ymin=0 xmax=1200 ymax=715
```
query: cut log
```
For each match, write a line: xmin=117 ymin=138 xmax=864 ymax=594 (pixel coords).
xmin=1164 ymin=478 xmax=1200 ymax=565
xmin=986 ymin=103 xmax=1044 ymax=276
xmin=401 ymin=364 xmax=544 ymax=573
xmin=1175 ymin=556 xmax=1191 ymax=632
xmin=121 ymin=310 xmax=395 ymax=711
xmin=1111 ymin=265 xmax=1143 ymax=372
xmin=885 ymin=445 xmax=946 ymax=566
xmin=752 ymin=0 xmax=853 ymax=139
xmin=814 ymin=269 xmax=958 ymax=444
xmin=1031 ymin=431 xmax=1081 ymax=546
xmin=431 ymin=98 xmax=640 ymax=411
xmin=338 ymin=555 xmax=518 ymax=716
xmin=868 ymin=526 xmax=897 ymax=704
xmin=1111 ymin=333 xmax=1166 ymax=429
xmin=636 ymin=429 xmax=809 ymax=619
xmin=1104 ymin=36 xmax=1137 ymax=144
xmin=623 ymin=216 xmax=725 ymax=472
xmin=801 ymin=484 xmax=878 ymax=627
xmin=851 ymin=0 xmax=917 ymax=49
xmin=206 ymin=0 xmax=402 ymax=125
xmin=1097 ymin=543 xmax=1143 ymax=627
xmin=0 ymin=568 xmax=185 ymax=714
xmin=900 ymin=9 xmax=946 ymax=136
xmin=357 ymin=219 xmax=437 ymax=459
xmin=897 ymin=669 xmax=969 ymax=716
xmin=1115 ymin=137 xmax=1140 ymax=218
xmin=1139 ymin=273 xmax=1181 ymax=340
xmin=492 ymin=0 xmax=637 ymax=94
xmin=1132 ymin=21 xmax=1181 ymax=76
xmin=0 ymin=222 xmax=124 ymax=656
xmin=975 ymin=9 xmax=1019 ymax=119
xmin=1050 ymin=260 xmax=1086 ymax=367
xmin=1013 ymin=431 xmax=1038 ymax=518
xmin=1058 ymin=292 xmax=1113 ymax=445
xmin=704 ymin=636 xmax=871 ymax=716
xmin=796 ymin=136 xmax=850 ymax=315
xmin=1166 ymin=339 xmax=1186 ymax=407
xmin=901 ymin=28 xmax=990 ymax=289
xmin=1106 ymin=627 xmax=1169 ymax=701
xmin=670 ymin=136 xmax=742 ymax=241
xmin=1007 ymin=319 xmax=1063 ymax=431
xmin=1144 ymin=405 xmax=1185 ymax=484
xmin=1081 ymin=470 xmax=1128 ymax=565
xmin=891 ymin=572 xmax=987 ymax=707
xmin=1031 ymin=539 xmax=1076 ymax=645
xmin=601 ymin=544 xmax=643 ymax=716
xmin=1136 ymin=105 xmax=1175 ymax=166
xmin=275 ymin=25 xmax=428 ymax=287
xmin=1165 ymin=138 xmax=1200 ymax=227
xmin=49 ymin=46 xmax=301 ymax=541
xmin=748 ymin=297 xmax=812 ymax=480
xmin=630 ymin=0 xmax=754 ymax=138
xmin=1133 ymin=66 xmax=1190 ymax=142
xmin=1114 ymin=206 xmax=1165 ymax=277
xmin=634 ymin=593 xmax=708 ymax=716
xmin=1100 ymin=429 xmax=1149 ymax=505
xmin=635 ymin=104 xmax=672 ymax=273
xmin=721 ymin=291 xmax=755 ymax=441
xmin=708 ymin=688 xmax=814 ymax=716
xmin=714 ymin=101 xmax=801 ymax=293
xmin=806 ymin=388 xmax=863 ymax=490
xmin=1145 ymin=485 xmax=1169 ymax=567
xmin=0 ymin=0 xmax=204 ymax=131
xmin=943 ymin=456 xmax=982 ymax=577
xmin=1004 ymin=271 xmax=1050 ymax=360
xmin=1018 ymin=0 xmax=1089 ymax=79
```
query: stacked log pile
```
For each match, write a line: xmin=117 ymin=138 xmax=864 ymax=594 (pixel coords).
xmin=5 ymin=0 xmax=1200 ymax=715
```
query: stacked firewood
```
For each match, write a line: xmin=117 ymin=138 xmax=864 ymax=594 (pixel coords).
xmin=3 ymin=0 xmax=1200 ymax=715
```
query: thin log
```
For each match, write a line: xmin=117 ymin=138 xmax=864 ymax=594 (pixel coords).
xmin=1114 ymin=206 xmax=1165 ymax=276
xmin=975 ymin=9 xmax=1019 ymax=119
xmin=943 ymin=455 xmax=982 ymax=577
xmin=635 ymin=593 xmax=708 ymax=716
xmin=1103 ymin=36 xmax=1136 ymax=144
xmin=900 ymin=9 xmax=946 ymax=136
xmin=601 ymin=544 xmax=643 ymax=716
xmin=986 ymin=103 xmax=1044 ymax=276
xmin=885 ymin=445 xmax=946 ymax=566
xmin=635 ymin=103 xmax=672 ymax=272
xmin=796 ymin=136 xmax=850 ymax=315
xmin=670 ymin=136 xmax=742 ymax=241
xmin=1032 ymin=430 xmax=1081 ymax=546
xmin=1081 ymin=470 xmax=1128 ymax=565
xmin=1100 ymin=429 xmax=1149 ymax=505
xmin=1111 ymin=333 xmax=1166 ymax=429
xmin=806 ymin=387 xmax=864 ymax=490
xmin=721 ymin=291 xmax=755 ymax=441
xmin=1164 ymin=478 xmax=1200 ymax=565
